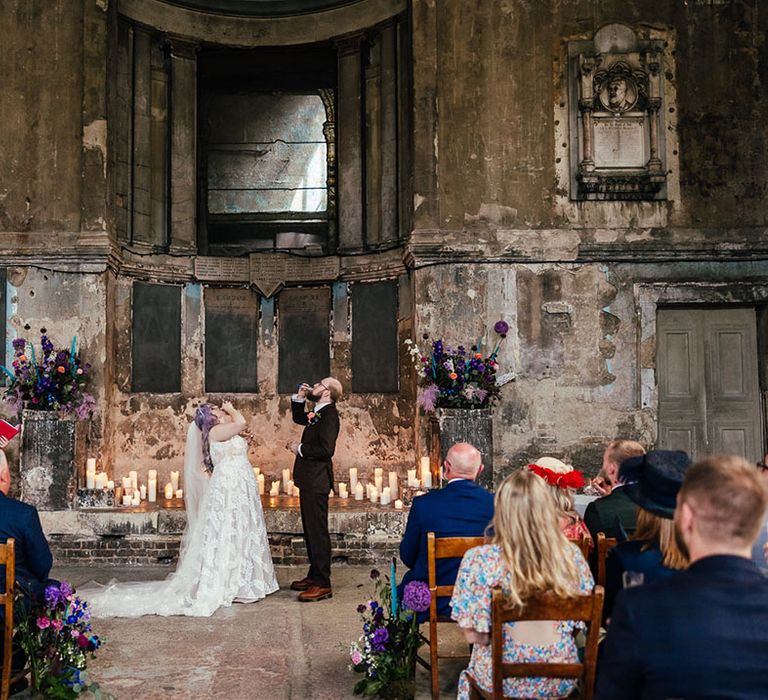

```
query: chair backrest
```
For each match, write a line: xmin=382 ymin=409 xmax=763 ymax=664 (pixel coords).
xmin=568 ymin=534 xmax=591 ymax=559
xmin=0 ymin=539 xmax=16 ymax=700
xmin=490 ymin=584 xmax=605 ymax=700
xmin=596 ymin=532 xmax=619 ymax=588
xmin=427 ymin=532 xmax=486 ymax=601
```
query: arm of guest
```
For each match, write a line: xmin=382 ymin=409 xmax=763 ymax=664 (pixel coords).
xmin=24 ymin=508 xmax=53 ymax=582
xmin=583 ymin=502 xmax=602 ymax=573
xmin=398 ymin=498 xmax=420 ymax=569
xmin=594 ymin=590 xmax=643 ymax=700
xmin=291 ymin=397 xmax=310 ymax=427
xmin=297 ymin=410 xmax=339 ymax=461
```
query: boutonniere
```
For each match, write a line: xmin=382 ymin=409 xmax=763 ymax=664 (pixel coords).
xmin=307 ymin=411 xmax=321 ymax=426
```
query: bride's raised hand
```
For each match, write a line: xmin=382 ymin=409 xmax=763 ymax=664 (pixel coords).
xmin=221 ymin=401 xmax=235 ymax=414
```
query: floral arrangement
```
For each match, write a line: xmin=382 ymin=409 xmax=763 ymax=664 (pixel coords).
xmin=1 ymin=333 xmax=95 ymax=419
xmin=406 ymin=320 xmax=510 ymax=412
xmin=16 ymin=581 xmax=103 ymax=698
xmin=349 ymin=564 xmax=431 ymax=699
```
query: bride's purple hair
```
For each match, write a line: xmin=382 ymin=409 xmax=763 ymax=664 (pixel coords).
xmin=195 ymin=404 xmax=219 ymax=473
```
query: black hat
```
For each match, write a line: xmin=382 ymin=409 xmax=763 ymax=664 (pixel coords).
xmin=619 ymin=450 xmax=692 ymax=519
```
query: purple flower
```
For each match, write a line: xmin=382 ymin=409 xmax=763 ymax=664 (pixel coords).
xmin=402 ymin=581 xmax=432 ymax=613
xmin=59 ymin=581 xmax=74 ymax=598
xmin=494 ymin=320 xmax=509 ymax=335
xmin=370 ymin=627 xmax=389 ymax=652
xmin=418 ymin=384 xmax=439 ymax=413
xmin=356 ymin=604 xmax=366 ymax=614
xmin=12 ymin=338 xmax=25 ymax=351
xmin=44 ymin=584 xmax=65 ymax=609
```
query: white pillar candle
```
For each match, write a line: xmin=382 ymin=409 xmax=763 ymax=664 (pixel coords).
xmin=374 ymin=467 xmax=383 ymax=479
xmin=132 ymin=491 xmax=141 ymax=506
xmin=86 ymin=457 xmax=97 ymax=472
xmin=366 ymin=483 xmax=372 ymax=498
xmin=286 ymin=479 xmax=294 ymax=496
xmin=106 ymin=480 xmax=115 ymax=490
xmin=95 ymin=473 xmax=107 ymax=489
xmin=374 ymin=475 xmax=383 ymax=493
xmin=170 ymin=471 xmax=180 ymax=492
xmin=164 ymin=482 xmax=174 ymax=499
xmin=148 ymin=469 xmax=157 ymax=482
xmin=388 ymin=472 xmax=398 ymax=500
xmin=394 ymin=499 xmax=403 ymax=510
xmin=369 ymin=486 xmax=378 ymax=503
xmin=282 ymin=468 xmax=290 ymax=492
xmin=257 ymin=473 xmax=265 ymax=495
xmin=381 ymin=486 xmax=391 ymax=506
xmin=175 ymin=489 xmax=183 ymax=500
xmin=253 ymin=466 xmax=261 ymax=477
xmin=421 ymin=457 xmax=433 ymax=489
xmin=407 ymin=469 xmax=417 ymax=487
xmin=122 ymin=494 xmax=132 ymax=506
xmin=294 ymin=486 xmax=300 ymax=498
xmin=122 ymin=476 xmax=132 ymax=491
xmin=86 ymin=471 xmax=95 ymax=490
xmin=139 ymin=484 xmax=147 ymax=500
xmin=148 ymin=479 xmax=157 ymax=502
xmin=270 ymin=481 xmax=280 ymax=497
xmin=349 ymin=467 xmax=358 ymax=493
xmin=338 ymin=483 xmax=348 ymax=499
xmin=355 ymin=482 xmax=365 ymax=500
xmin=129 ymin=470 xmax=138 ymax=489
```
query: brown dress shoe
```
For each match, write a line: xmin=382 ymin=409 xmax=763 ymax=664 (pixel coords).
xmin=290 ymin=577 xmax=314 ymax=591
xmin=298 ymin=586 xmax=333 ymax=602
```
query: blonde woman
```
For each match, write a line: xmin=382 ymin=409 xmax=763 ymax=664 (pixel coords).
xmin=450 ymin=469 xmax=594 ymax=699
xmin=603 ymin=450 xmax=691 ymax=619
xmin=528 ymin=457 xmax=592 ymax=547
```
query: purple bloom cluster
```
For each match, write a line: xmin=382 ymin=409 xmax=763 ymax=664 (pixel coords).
xmin=2 ymin=334 xmax=94 ymax=419
xmin=402 ymin=581 xmax=432 ymax=613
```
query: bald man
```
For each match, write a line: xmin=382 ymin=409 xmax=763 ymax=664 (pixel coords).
xmin=398 ymin=443 xmax=494 ymax=621
xmin=288 ymin=377 xmax=342 ymax=602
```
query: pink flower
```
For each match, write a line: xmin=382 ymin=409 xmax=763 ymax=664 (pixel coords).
xmin=51 ymin=619 xmax=63 ymax=631
xmin=71 ymin=630 xmax=80 ymax=638
xmin=351 ymin=650 xmax=362 ymax=665
xmin=307 ymin=412 xmax=316 ymax=421
xmin=36 ymin=617 xmax=50 ymax=629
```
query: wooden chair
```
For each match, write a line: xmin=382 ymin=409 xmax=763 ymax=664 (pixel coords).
xmin=0 ymin=539 xmax=15 ymax=700
xmin=568 ymin=535 xmax=591 ymax=559
xmin=424 ymin=532 xmax=486 ymax=700
xmin=467 ymin=585 xmax=605 ymax=700
xmin=596 ymin=533 xmax=618 ymax=588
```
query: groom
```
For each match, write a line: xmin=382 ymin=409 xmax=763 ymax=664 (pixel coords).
xmin=288 ymin=377 xmax=342 ymax=602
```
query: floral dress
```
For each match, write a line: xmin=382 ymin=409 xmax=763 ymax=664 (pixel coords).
xmin=450 ymin=543 xmax=593 ymax=699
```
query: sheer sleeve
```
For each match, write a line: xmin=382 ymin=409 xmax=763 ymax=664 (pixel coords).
xmin=450 ymin=546 xmax=492 ymax=633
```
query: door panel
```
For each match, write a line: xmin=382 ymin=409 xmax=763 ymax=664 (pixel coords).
xmin=657 ymin=307 xmax=762 ymax=460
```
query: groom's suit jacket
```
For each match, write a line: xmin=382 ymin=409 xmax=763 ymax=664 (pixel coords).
xmin=292 ymin=402 xmax=340 ymax=494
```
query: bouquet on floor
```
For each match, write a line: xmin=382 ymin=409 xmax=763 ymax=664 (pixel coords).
xmin=348 ymin=562 xmax=431 ymax=699
xmin=15 ymin=580 xmax=103 ymax=698
xmin=406 ymin=320 xmax=513 ymax=412
xmin=1 ymin=333 xmax=96 ymax=419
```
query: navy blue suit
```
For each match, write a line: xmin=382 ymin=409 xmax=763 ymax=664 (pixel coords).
xmin=0 ymin=492 xmax=52 ymax=602
xmin=398 ymin=480 xmax=494 ymax=621
xmin=596 ymin=555 xmax=768 ymax=700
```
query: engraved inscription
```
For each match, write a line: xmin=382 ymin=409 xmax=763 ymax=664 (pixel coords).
xmin=593 ymin=118 xmax=646 ymax=168
xmin=194 ymin=257 xmax=250 ymax=282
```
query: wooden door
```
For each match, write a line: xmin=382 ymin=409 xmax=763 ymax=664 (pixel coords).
xmin=657 ymin=307 xmax=762 ymax=460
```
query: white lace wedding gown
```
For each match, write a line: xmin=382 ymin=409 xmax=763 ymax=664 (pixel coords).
xmin=84 ymin=435 xmax=278 ymax=617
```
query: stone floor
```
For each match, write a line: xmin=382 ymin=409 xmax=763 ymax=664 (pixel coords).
xmin=51 ymin=564 xmax=466 ymax=699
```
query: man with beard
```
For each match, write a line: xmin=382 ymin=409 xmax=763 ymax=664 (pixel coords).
xmin=287 ymin=378 xmax=342 ymax=602
xmin=596 ymin=455 xmax=768 ymax=699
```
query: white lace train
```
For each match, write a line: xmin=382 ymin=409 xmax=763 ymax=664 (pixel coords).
xmin=82 ymin=436 xmax=279 ymax=617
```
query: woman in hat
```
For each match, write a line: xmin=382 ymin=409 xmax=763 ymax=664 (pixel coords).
xmin=527 ymin=457 xmax=593 ymax=548
xmin=603 ymin=449 xmax=691 ymax=620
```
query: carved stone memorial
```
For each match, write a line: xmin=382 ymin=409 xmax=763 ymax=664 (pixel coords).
xmin=569 ymin=24 xmax=666 ymax=200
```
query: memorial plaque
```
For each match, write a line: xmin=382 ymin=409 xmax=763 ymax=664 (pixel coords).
xmin=194 ymin=256 xmax=250 ymax=282
xmin=132 ymin=283 xmax=181 ymax=392
xmin=205 ymin=288 xmax=259 ymax=393
xmin=250 ymin=253 xmax=340 ymax=297
xmin=352 ymin=280 xmax=399 ymax=393
xmin=278 ymin=288 xmax=331 ymax=394
xmin=593 ymin=117 xmax=646 ymax=168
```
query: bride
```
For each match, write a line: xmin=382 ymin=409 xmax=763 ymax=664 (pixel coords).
xmin=83 ymin=402 xmax=278 ymax=617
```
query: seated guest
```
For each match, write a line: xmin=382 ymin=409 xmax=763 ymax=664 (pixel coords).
xmin=528 ymin=457 xmax=592 ymax=546
xmin=602 ymin=450 xmax=689 ymax=619
xmin=0 ymin=436 xmax=53 ymax=607
xmin=750 ymin=454 xmax=768 ymax=572
xmin=398 ymin=442 xmax=493 ymax=622
xmin=451 ymin=469 xmax=593 ymax=700
xmin=584 ymin=439 xmax=646 ymax=542
xmin=597 ymin=455 xmax=768 ymax=699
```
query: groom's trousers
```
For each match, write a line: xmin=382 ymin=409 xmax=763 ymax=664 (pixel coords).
xmin=300 ymin=491 xmax=331 ymax=588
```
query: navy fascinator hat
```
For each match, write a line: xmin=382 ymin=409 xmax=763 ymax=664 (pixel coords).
xmin=619 ymin=449 xmax=693 ymax=519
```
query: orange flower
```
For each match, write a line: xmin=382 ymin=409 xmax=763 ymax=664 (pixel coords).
xmin=57 ymin=366 xmax=65 ymax=374
xmin=18 ymin=354 xmax=26 ymax=362
xmin=449 ymin=372 xmax=458 ymax=380
xmin=474 ymin=353 xmax=482 ymax=359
